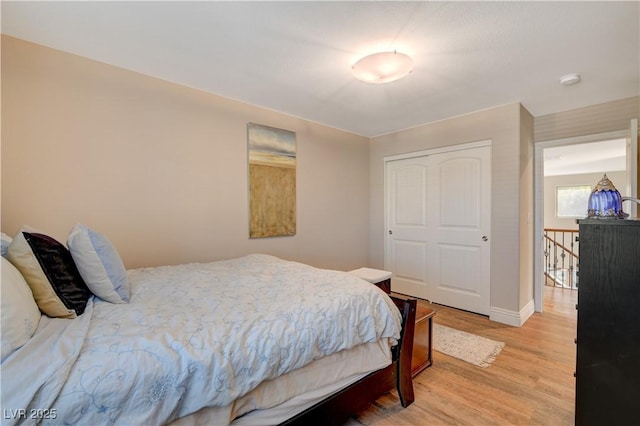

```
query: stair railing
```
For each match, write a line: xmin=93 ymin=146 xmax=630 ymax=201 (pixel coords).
xmin=543 ymin=228 xmax=579 ymax=289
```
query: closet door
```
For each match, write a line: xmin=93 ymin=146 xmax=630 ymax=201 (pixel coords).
xmin=385 ymin=145 xmax=491 ymax=315
xmin=426 ymin=146 xmax=491 ymax=315
xmin=385 ymin=155 xmax=431 ymax=300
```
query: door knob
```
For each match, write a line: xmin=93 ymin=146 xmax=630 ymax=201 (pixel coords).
xmin=482 ymin=236 xmax=488 ymax=242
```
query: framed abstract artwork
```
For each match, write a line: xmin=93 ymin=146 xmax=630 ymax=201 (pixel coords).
xmin=247 ymin=123 xmax=296 ymax=238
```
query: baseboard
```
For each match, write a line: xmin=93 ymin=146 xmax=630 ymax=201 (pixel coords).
xmin=489 ymin=299 xmax=535 ymax=327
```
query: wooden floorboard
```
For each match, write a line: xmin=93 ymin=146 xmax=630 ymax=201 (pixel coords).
xmin=345 ymin=286 xmax=577 ymax=425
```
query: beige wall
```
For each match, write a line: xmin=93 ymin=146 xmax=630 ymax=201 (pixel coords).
xmin=544 ymin=170 xmax=627 ymax=230
xmin=7 ymin=35 xmax=634 ymax=323
xmin=1 ymin=36 xmax=370 ymax=270
xmin=369 ymin=103 xmax=534 ymax=318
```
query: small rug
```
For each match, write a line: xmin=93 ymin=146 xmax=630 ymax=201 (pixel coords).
xmin=433 ymin=323 xmax=505 ymax=368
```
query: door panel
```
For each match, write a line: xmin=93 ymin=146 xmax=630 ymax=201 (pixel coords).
xmin=393 ymin=240 xmax=428 ymax=282
xmin=394 ymin=165 xmax=427 ymax=225
xmin=438 ymin=158 xmax=481 ymax=228
xmin=385 ymin=145 xmax=491 ymax=315
xmin=436 ymin=242 xmax=484 ymax=314
xmin=386 ymin=158 xmax=430 ymax=299
xmin=438 ymin=244 xmax=481 ymax=292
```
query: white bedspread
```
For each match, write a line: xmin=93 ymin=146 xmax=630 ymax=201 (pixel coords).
xmin=1 ymin=254 xmax=401 ymax=425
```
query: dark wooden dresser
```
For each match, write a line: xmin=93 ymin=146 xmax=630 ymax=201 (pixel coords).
xmin=575 ymin=219 xmax=640 ymax=425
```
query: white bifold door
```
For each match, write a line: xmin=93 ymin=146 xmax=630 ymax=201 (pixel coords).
xmin=385 ymin=144 xmax=491 ymax=315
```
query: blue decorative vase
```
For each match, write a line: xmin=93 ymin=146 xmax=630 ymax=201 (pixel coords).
xmin=587 ymin=174 xmax=626 ymax=219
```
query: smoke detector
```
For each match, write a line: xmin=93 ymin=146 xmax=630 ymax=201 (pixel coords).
xmin=559 ymin=73 xmax=581 ymax=86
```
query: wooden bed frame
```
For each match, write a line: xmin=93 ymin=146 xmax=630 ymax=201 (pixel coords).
xmin=281 ymin=294 xmax=417 ymax=426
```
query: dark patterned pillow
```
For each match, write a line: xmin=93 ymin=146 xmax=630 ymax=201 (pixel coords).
xmin=7 ymin=227 xmax=92 ymax=318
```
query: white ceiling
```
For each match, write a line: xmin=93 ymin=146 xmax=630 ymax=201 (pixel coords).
xmin=2 ymin=1 xmax=639 ymax=137
xmin=544 ymin=139 xmax=627 ymax=177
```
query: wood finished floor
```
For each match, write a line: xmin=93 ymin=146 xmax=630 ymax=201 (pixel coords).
xmin=346 ymin=286 xmax=577 ymax=425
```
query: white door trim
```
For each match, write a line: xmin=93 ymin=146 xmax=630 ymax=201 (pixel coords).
xmin=533 ymin=130 xmax=628 ymax=313
xmin=384 ymin=139 xmax=492 ymax=163
xmin=626 ymin=118 xmax=638 ymax=218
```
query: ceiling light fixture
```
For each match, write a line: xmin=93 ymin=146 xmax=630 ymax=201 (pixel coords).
xmin=559 ymin=73 xmax=581 ymax=86
xmin=352 ymin=50 xmax=414 ymax=84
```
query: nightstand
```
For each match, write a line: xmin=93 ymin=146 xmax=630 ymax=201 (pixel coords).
xmin=348 ymin=267 xmax=392 ymax=293
xmin=349 ymin=267 xmax=434 ymax=377
xmin=412 ymin=304 xmax=435 ymax=377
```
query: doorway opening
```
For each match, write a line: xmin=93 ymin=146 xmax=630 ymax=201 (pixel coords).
xmin=534 ymin=131 xmax=630 ymax=312
xmin=543 ymin=139 xmax=627 ymax=289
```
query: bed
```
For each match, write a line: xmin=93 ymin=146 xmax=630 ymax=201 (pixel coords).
xmin=1 ymin=225 xmax=416 ymax=425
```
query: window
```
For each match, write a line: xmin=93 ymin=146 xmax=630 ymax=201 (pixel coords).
xmin=556 ymin=185 xmax=592 ymax=218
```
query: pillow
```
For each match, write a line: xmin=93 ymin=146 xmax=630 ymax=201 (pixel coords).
xmin=1 ymin=232 xmax=13 ymax=258
xmin=6 ymin=226 xmax=92 ymax=318
xmin=1 ymin=257 xmax=41 ymax=361
xmin=67 ymin=223 xmax=130 ymax=304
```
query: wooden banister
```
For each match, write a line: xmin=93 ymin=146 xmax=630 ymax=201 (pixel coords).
xmin=543 ymin=228 xmax=579 ymax=233
xmin=543 ymin=234 xmax=579 ymax=260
